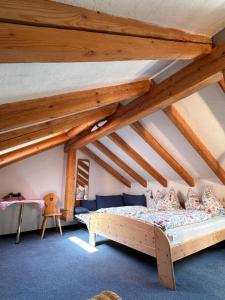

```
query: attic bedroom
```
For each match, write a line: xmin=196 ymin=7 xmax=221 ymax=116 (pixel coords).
xmin=1 ymin=0 xmax=225 ymax=299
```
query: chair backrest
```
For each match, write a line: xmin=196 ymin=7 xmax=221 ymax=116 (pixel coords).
xmin=43 ymin=193 xmax=59 ymax=215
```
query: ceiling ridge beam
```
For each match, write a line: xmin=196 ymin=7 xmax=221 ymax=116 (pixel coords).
xmin=131 ymin=121 xmax=195 ymax=186
xmin=0 ymin=22 xmax=211 ymax=63
xmin=0 ymin=104 xmax=118 ymax=151
xmin=108 ymin=132 xmax=167 ymax=187
xmin=92 ymin=140 xmax=147 ymax=187
xmin=80 ymin=146 xmax=131 ymax=187
xmin=0 ymin=0 xmax=211 ymax=44
xmin=0 ymin=80 xmax=150 ymax=132
xmin=65 ymin=41 xmax=225 ymax=151
xmin=164 ymin=105 xmax=225 ymax=185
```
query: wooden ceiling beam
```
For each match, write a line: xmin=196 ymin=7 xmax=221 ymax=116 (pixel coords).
xmin=0 ymin=80 xmax=149 ymax=132
xmin=108 ymin=133 xmax=167 ymax=187
xmin=0 ymin=0 xmax=211 ymax=44
xmin=80 ymin=146 xmax=131 ymax=188
xmin=131 ymin=121 xmax=195 ymax=186
xmin=0 ymin=22 xmax=211 ymax=62
xmin=92 ymin=140 xmax=147 ymax=187
xmin=164 ymin=105 xmax=225 ymax=185
xmin=66 ymin=41 xmax=225 ymax=151
xmin=0 ymin=104 xmax=118 ymax=151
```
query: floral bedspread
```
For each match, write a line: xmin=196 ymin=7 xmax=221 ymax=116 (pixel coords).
xmin=96 ymin=206 xmax=213 ymax=231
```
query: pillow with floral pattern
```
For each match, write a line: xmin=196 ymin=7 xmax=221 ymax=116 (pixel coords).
xmin=156 ymin=187 xmax=181 ymax=211
xmin=202 ymin=186 xmax=224 ymax=215
xmin=154 ymin=189 xmax=166 ymax=206
xmin=185 ymin=189 xmax=203 ymax=210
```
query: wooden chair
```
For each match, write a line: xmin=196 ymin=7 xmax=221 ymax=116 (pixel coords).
xmin=41 ymin=193 xmax=62 ymax=239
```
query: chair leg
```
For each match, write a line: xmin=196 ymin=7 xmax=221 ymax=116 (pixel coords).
xmin=54 ymin=216 xmax=58 ymax=231
xmin=56 ymin=216 xmax=62 ymax=236
xmin=41 ymin=217 xmax=48 ymax=239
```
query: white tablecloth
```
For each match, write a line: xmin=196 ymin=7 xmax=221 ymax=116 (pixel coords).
xmin=0 ymin=200 xmax=45 ymax=211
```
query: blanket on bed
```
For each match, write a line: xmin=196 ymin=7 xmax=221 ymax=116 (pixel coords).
xmin=96 ymin=206 xmax=212 ymax=231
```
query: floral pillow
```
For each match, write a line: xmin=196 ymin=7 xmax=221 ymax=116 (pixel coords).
xmin=185 ymin=189 xmax=203 ymax=210
xmin=156 ymin=187 xmax=181 ymax=211
xmin=202 ymin=186 xmax=224 ymax=215
xmin=144 ymin=189 xmax=156 ymax=210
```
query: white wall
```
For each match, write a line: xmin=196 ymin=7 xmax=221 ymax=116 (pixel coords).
xmin=0 ymin=147 xmax=123 ymax=235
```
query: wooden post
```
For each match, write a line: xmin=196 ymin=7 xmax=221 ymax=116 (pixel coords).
xmin=61 ymin=148 xmax=76 ymax=221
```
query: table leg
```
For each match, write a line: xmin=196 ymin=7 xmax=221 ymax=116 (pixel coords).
xmin=16 ymin=203 xmax=24 ymax=244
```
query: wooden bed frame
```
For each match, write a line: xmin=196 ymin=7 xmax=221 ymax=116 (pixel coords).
xmin=88 ymin=213 xmax=225 ymax=290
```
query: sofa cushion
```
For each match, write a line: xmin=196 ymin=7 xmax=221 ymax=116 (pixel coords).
xmin=96 ymin=195 xmax=123 ymax=209
xmin=74 ymin=206 xmax=90 ymax=215
xmin=123 ymin=193 xmax=146 ymax=206
xmin=80 ymin=200 xmax=96 ymax=211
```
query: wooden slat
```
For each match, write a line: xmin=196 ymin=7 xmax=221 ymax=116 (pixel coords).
xmin=0 ymin=104 xmax=118 ymax=150
xmin=0 ymin=0 xmax=211 ymax=44
xmin=0 ymin=80 xmax=149 ymax=132
xmin=80 ymin=146 xmax=131 ymax=187
xmin=108 ymin=133 xmax=167 ymax=187
xmin=0 ymin=133 xmax=68 ymax=168
xmin=62 ymin=148 xmax=76 ymax=221
xmin=77 ymin=180 xmax=85 ymax=188
xmin=66 ymin=42 xmax=225 ymax=151
xmin=92 ymin=140 xmax=147 ymax=187
xmin=131 ymin=121 xmax=195 ymax=186
xmin=164 ymin=105 xmax=225 ymax=185
xmin=0 ymin=22 xmax=211 ymax=63
xmin=79 ymin=160 xmax=90 ymax=173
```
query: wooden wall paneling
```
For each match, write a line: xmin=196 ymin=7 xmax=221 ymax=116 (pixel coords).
xmin=80 ymin=146 xmax=131 ymax=187
xmin=108 ymin=133 xmax=167 ymax=187
xmin=0 ymin=81 xmax=148 ymax=131
xmin=164 ymin=105 xmax=225 ymax=185
xmin=0 ymin=0 xmax=211 ymax=44
xmin=92 ymin=140 xmax=147 ymax=187
xmin=131 ymin=121 xmax=195 ymax=186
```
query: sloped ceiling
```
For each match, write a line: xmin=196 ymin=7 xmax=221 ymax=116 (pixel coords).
xmin=1 ymin=0 xmax=225 ymax=186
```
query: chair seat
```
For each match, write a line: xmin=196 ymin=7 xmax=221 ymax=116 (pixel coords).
xmin=44 ymin=213 xmax=62 ymax=217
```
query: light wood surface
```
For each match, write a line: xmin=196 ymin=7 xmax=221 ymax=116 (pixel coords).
xmin=80 ymin=146 xmax=131 ymax=188
xmin=131 ymin=121 xmax=195 ymax=186
xmin=155 ymin=226 xmax=175 ymax=290
xmin=0 ymin=0 xmax=211 ymax=44
xmin=92 ymin=140 xmax=147 ymax=187
xmin=164 ymin=105 xmax=225 ymax=185
xmin=0 ymin=22 xmax=211 ymax=63
xmin=62 ymin=149 xmax=76 ymax=222
xmin=66 ymin=42 xmax=225 ymax=150
xmin=0 ymin=81 xmax=147 ymax=132
xmin=108 ymin=133 xmax=167 ymax=187
xmin=0 ymin=104 xmax=117 ymax=150
xmin=41 ymin=193 xmax=62 ymax=239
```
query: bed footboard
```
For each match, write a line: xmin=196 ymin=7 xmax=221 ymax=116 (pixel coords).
xmin=89 ymin=213 xmax=176 ymax=290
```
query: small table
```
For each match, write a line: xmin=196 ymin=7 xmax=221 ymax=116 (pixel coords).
xmin=0 ymin=200 xmax=45 ymax=243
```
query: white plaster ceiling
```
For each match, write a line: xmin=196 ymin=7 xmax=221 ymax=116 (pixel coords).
xmin=54 ymin=0 xmax=225 ymax=36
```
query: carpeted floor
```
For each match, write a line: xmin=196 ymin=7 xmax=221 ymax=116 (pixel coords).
xmin=0 ymin=226 xmax=225 ymax=300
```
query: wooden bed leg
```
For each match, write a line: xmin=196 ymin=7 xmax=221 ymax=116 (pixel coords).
xmin=89 ymin=232 xmax=96 ymax=247
xmin=154 ymin=226 xmax=176 ymax=290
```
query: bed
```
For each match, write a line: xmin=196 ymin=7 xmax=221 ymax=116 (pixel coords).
xmin=76 ymin=206 xmax=225 ymax=290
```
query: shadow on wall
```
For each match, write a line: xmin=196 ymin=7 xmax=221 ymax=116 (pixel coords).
xmin=198 ymin=84 xmax=225 ymax=165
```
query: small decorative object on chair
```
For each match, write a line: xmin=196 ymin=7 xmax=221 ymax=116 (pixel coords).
xmin=41 ymin=193 xmax=62 ymax=239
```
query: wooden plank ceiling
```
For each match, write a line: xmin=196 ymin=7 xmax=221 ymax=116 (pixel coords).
xmin=0 ymin=0 xmax=225 ymax=187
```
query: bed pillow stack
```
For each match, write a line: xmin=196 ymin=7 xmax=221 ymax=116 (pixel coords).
xmin=155 ymin=187 xmax=181 ymax=211
xmin=123 ymin=193 xmax=146 ymax=206
xmin=185 ymin=186 xmax=224 ymax=216
xmin=96 ymin=195 xmax=124 ymax=209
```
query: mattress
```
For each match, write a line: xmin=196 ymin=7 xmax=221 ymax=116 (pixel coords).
xmin=167 ymin=215 xmax=225 ymax=245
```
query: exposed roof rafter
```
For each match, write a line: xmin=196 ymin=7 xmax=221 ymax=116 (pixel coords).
xmin=164 ymin=105 xmax=225 ymax=185
xmin=92 ymin=140 xmax=147 ymax=187
xmin=130 ymin=121 xmax=195 ymax=186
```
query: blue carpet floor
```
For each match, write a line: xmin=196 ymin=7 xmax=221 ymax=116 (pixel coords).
xmin=0 ymin=226 xmax=225 ymax=300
